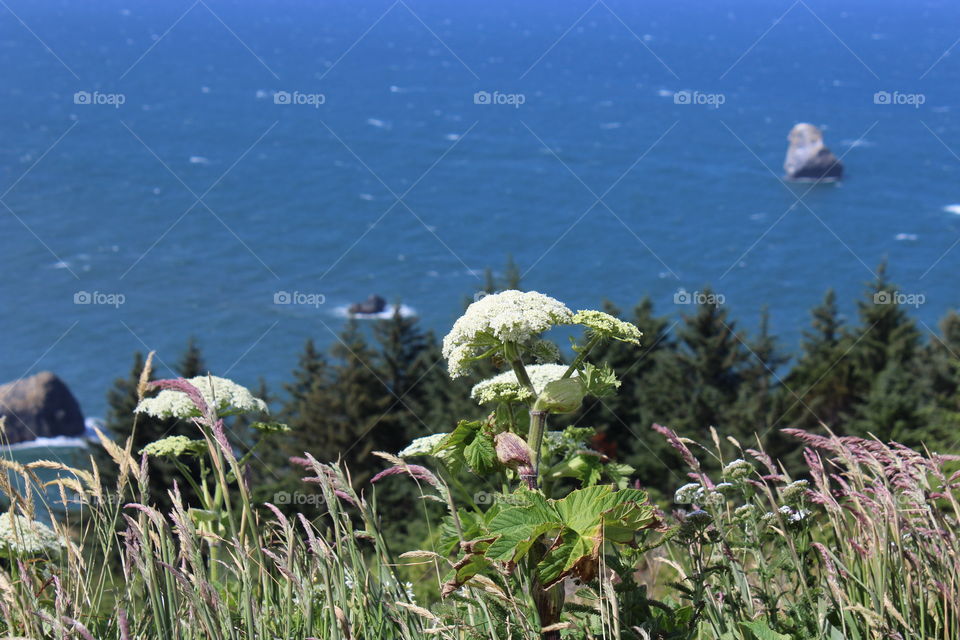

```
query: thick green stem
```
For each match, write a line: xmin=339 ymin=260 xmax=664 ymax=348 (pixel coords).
xmin=562 ymin=334 xmax=603 ymax=380
xmin=526 ymin=409 xmax=549 ymax=489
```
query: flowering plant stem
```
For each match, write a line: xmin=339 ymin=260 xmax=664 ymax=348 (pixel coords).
xmin=527 ymin=409 xmax=549 ymax=488
xmin=562 ymin=333 xmax=602 ymax=380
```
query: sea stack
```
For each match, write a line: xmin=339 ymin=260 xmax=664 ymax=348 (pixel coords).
xmin=0 ymin=372 xmax=85 ymax=445
xmin=784 ymin=123 xmax=843 ymax=181
xmin=348 ymin=294 xmax=387 ymax=315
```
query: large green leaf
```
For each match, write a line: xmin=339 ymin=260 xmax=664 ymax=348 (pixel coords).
xmin=464 ymin=431 xmax=497 ymax=474
xmin=444 ymin=485 xmax=660 ymax=595
xmin=485 ymin=492 xmax=559 ymax=563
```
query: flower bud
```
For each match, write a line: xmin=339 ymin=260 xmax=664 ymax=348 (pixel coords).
xmin=494 ymin=432 xmax=532 ymax=469
xmin=533 ymin=379 xmax=584 ymax=414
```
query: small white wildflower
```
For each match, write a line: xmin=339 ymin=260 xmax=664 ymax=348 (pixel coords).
xmin=674 ymin=482 xmax=703 ymax=504
xmin=760 ymin=511 xmax=776 ymax=525
xmin=778 ymin=505 xmax=793 ymax=516
xmin=701 ymin=491 xmax=726 ymax=509
xmin=0 ymin=513 xmax=66 ymax=555
xmin=399 ymin=433 xmax=449 ymax=458
xmin=722 ymin=459 xmax=753 ymax=480
xmin=733 ymin=504 xmax=757 ymax=521
xmin=136 ymin=375 xmax=268 ymax=419
xmin=789 ymin=508 xmax=811 ymax=523
xmin=714 ymin=482 xmax=736 ymax=494
xmin=470 ymin=364 xmax=575 ymax=404
xmin=140 ymin=435 xmax=206 ymax=458
xmin=442 ymin=290 xmax=573 ymax=377
xmin=573 ymin=310 xmax=642 ymax=345
xmin=780 ymin=479 xmax=809 ymax=505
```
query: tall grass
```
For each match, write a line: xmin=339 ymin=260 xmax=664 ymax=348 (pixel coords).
xmin=657 ymin=424 xmax=960 ymax=640
xmin=2 ymin=372 xmax=960 ymax=639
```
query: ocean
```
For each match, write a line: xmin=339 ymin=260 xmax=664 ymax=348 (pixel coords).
xmin=2 ymin=0 xmax=960 ymax=433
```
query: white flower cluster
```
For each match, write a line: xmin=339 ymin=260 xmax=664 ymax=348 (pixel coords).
xmin=573 ymin=310 xmax=642 ymax=344
xmin=136 ymin=375 xmax=268 ymax=419
xmin=722 ymin=458 xmax=754 ymax=480
xmin=0 ymin=513 xmax=65 ymax=555
xmin=442 ymin=290 xmax=573 ymax=377
xmin=780 ymin=479 xmax=809 ymax=505
xmin=780 ymin=505 xmax=811 ymax=523
xmin=140 ymin=435 xmax=206 ymax=458
xmin=398 ymin=433 xmax=449 ymax=458
xmin=733 ymin=504 xmax=757 ymax=521
xmin=470 ymin=364 xmax=574 ymax=404
xmin=674 ymin=482 xmax=704 ymax=504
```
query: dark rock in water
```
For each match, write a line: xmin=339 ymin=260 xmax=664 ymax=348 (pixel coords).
xmin=0 ymin=372 xmax=85 ymax=445
xmin=784 ymin=123 xmax=843 ymax=181
xmin=348 ymin=294 xmax=387 ymax=315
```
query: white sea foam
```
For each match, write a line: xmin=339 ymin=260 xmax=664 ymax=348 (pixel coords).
xmin=366 ymin=118 xmax=390 ymax=129
xmin=600 ymin=122 xmax=621 ymax=130
xmin=895 ymin=233 xmax=918 ymax=241
xmin=332 ymin=303 xmax=417 ymax=320
xmin=189 ymin=156 xmax=210 ymax=165
xmin=944 ymin=204 xmax=960 ymax=215
xmin=2 ymin=436 xmax=89 ymax=452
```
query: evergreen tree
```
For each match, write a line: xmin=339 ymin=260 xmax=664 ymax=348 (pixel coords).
xmin=177 ymin=337 xmax=206 ymax=378
xmin=779 ymin=290 xmax=855 ymax=432
xmin=573 ymin=298 xmax=684 ymax=495
xmin=919 ymin=310 xmax=960 ymax=450
xmin=846 ymin=264 xmax=924 ymax=440
xmin=731 ymin=306 xmax=789 ymax=439
xmin=279 ymin=324 xmax=389 ymax=488
xmin=672 ymin=289 xmax=749 ymax=440
xmin=372 ymin=308 xmax=432 ymax=443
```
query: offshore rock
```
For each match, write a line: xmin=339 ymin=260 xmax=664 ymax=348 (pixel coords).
xmin=784 ymin=123 xmax=843 ymax=181
xmin=0 ymin=372 xmax=85 ymax=445
xmin=348 ymin=294 xmax=387 ymax=315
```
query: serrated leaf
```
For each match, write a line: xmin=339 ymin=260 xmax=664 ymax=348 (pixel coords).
xmin=464 ymin=431 xmax=497 ymax=474
xmin=485 ymin=493 xmax=559 ymax=562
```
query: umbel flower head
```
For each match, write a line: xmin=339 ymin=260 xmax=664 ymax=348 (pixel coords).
xmin=0 ymin=512 xmax=66 ymax=555
xmin=470 ymin=364 xmax=575 ymax=404
xmin=442 ymin=290 xmax=573 ymax=377
xmin=140 ymin=435 xmax=206 ymax=458
xmin=573 ymin=310 xmax=642 ymax=345
xmin=136 ymin=375 xmax=267 ymax=419
xmin=398 ymin=433 xmax=450 ymax=458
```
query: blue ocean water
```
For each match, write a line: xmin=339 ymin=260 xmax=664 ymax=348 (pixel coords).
xmin=1 ymin=0 xmax=960 ymax=419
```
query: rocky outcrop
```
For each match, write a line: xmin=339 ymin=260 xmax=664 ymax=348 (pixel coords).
xmin=0 ymin=372 xmax=85 ymax=445
xmin=784 ymin=123 xmax=843 ymax=181
xmin=348 ymin=294 xmax=387 ymax=315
